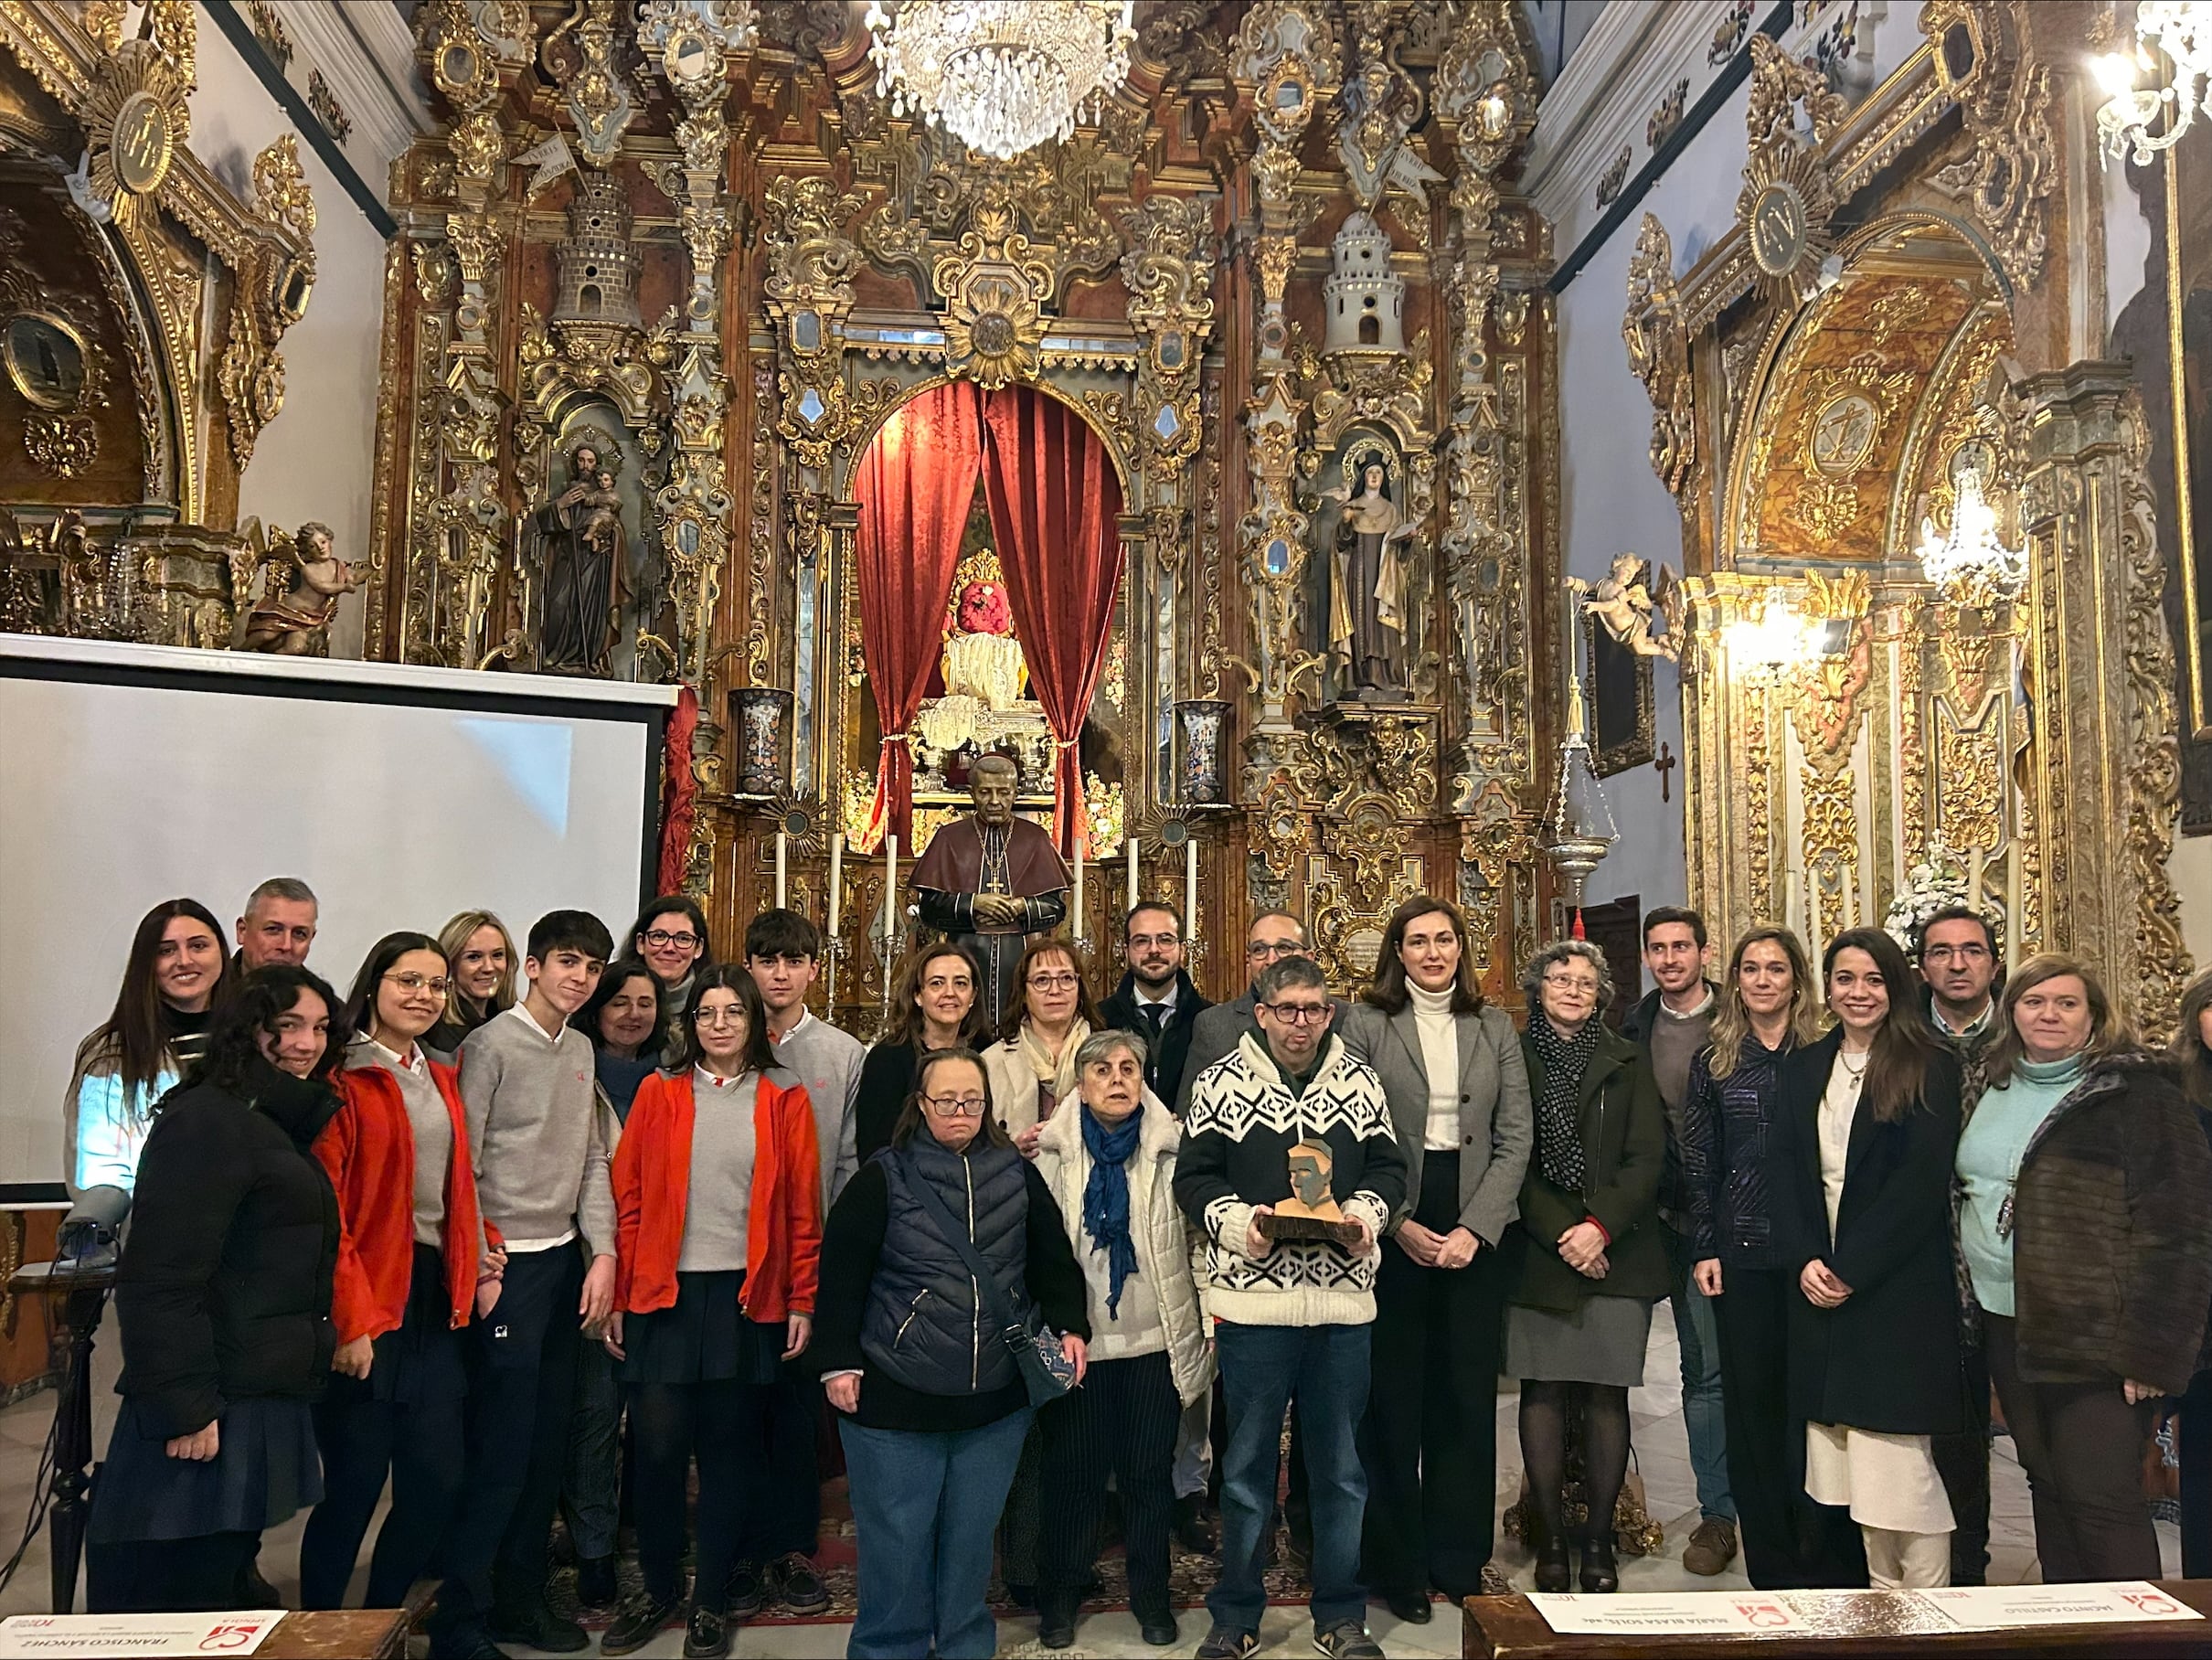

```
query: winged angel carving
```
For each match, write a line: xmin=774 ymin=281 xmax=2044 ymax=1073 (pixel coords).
xmin=232 ymin=519 xmax=360 ymax=655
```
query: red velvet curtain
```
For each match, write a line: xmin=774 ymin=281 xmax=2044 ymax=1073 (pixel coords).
xmin=979 ymin=387 xmax=1126 ymax=855
xmin=853 ymin=382 xmax=984 ymax=850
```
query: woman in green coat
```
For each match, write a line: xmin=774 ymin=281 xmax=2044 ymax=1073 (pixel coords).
xmin=1504 ymin=940 xmax=1667 ymax=1594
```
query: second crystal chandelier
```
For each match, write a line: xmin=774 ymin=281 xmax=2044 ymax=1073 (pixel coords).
xmin=864 ymin=1 xmax=1136 ymax=161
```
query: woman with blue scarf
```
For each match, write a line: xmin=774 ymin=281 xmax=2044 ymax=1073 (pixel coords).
xmin=1029 ymin=1028 xmax=1213 ymax=1650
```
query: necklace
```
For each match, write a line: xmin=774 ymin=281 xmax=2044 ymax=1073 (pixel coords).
xmin=1838 ymin=1048 xmax=1870 ymax=1081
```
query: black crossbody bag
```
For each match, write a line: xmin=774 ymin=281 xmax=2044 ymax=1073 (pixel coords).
xmin=898 ymin=1154 xmax=1078 ymax=1407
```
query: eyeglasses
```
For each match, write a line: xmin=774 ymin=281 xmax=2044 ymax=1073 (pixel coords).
xmin=693 ymin=1007 xmax=748 ymax=1027
xmin=1246 ymin=940 xmax=1303 ymax=960
xmin=643 ymin=930 xmax=700 ymax=950
xmin=1027 ymin=973 xmax=1080 ymax=992
xmin=922 ymin=1093 xmax=987 ymax=1116
xmin=384 ymin=973 xmax=451 ymax=997
xmin=1127 ymin=932 xmax=1181 ymax=950
xmin=1543 ymin=974 xmax=1601 ymax=995
xmin=1260 ymin=1002 xmax=1329 ymax=1025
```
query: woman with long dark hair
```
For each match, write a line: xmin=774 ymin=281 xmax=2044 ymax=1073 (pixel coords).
xmin=1680 ymin=924 xmax=1824 ymax=1589
xmin=580 ymin=957 xmax=663 ymax=1123
xmin=65 ymin=899 xmax=231 ymax=1210
xmin=1503 ymin=940 xmax=1666 ymax=1596
xmin=984 ymin=936 xmax=1103 ymax=1154
xmin=85 ymin=966 xmax=347 ymax=1612
xmin=815 ymin=1048 xmax=1089 ymax=1660
xmin=426 ymin=910 xmax=517 ymax=1059
xmin=601 ymin=968 xmax=822 ymax=1660
xmin=2174 ymin=968 xmax=2212 ymax=1576
xmin=299 ymin=933 xmax=494 ymax=1611
xmin=1772 ymin=927 xmax=1962 ymax=1589
xmin=1956 ymin=954 xmax=2211 ymax=1581
xmin=1342 ymin=896 xmax=1531 ymax=1615
xmin=853 ymin=942 xmax=993 ymax=1162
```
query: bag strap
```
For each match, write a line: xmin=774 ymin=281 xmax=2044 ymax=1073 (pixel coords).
xmin=896 ymin=1150 xmax=1026 ymax=1335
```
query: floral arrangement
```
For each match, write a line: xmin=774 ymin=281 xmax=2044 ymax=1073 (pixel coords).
xmin=954 ymin=578 xmax=1014 ymax=637
xmin=1882 ymin=838 xmax=2005 ymax=957
xmin=1084 ymin=772 xmax=1125 ymax=857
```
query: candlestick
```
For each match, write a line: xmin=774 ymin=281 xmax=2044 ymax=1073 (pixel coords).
xmin=884 ymin=833 xmax=899 ymax=954
xmin=1125 ymin=834 xmax=1139 ymax=913
xmin=774 ymin=831 xmax=788 ymax=910
xmin=827 ymin=833 xmax=844 ymax=936
xmin=1071 ymin=842 xmax=1085 ymax=942
xmin=1184 ymin=836 xmax=1198 ymax=939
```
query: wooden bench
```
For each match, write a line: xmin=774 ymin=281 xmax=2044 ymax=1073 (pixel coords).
xmin=1462 ymin=1581 xmax=2212 ymax=1659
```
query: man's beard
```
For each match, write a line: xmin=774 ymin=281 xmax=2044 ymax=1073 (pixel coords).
xmin=1133 ymin=958 xmax=1177 ymax=991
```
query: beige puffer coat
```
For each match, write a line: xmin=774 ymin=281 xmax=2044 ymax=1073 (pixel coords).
xmin=1032 ymin=1090 xmax=1215 ymax=1406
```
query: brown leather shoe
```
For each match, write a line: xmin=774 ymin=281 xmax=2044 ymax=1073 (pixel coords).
xmin=1682 ymin=1516 xmax=1739 ymax=1576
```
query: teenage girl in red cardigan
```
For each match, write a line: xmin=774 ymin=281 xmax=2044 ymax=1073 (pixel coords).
xmin=601 ymin=967 xmax=822 ymax=1660
xmin=299 ymin=931 xmax=498 ymax=1611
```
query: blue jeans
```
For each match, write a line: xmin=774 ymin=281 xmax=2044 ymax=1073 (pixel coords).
xmin=1213 ymin=1322 xmax=1370 ymax=1633
xmin=839 ymin=1408 xmax=1032 ymax=1660
xmin=1665 ymin=1225 xmax=1735 ymax=1525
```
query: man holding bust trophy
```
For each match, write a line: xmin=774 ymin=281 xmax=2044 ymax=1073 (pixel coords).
xmin=1175 ymin=956 xmax=1407 ymax=1660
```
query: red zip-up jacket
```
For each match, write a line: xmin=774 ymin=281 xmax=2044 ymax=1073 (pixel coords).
xmin=612 ymin=1068 xmax=822 ymax=1325
xmin=316 ymin=1057 xmax=496 ymax=1345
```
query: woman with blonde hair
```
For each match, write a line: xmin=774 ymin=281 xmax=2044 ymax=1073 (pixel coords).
xmin=427 ymin=910 xmax=517 ymax=1059
xmin=1680 ymin=924 xmax=1823 ymax=1589
xmin=1957 ymin=953 xmax=2212 ymax=1582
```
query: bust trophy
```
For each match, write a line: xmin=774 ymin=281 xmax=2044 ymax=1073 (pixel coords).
xmin=1259 ymin=1139 xmax=1367 ymax=1245
xmin=909 ymin=752 xmax=1070 ymax=1030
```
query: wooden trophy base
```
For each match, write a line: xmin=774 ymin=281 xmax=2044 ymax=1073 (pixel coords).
xmin=1259 ymin=1209 xmax=1366 ymax=1247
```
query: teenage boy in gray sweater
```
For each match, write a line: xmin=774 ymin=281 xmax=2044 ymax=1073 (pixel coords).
xmin=737 ymin=907 xmax=862 ymax=1613
xmin=431 ymin=910 xmax=615 ymax=1660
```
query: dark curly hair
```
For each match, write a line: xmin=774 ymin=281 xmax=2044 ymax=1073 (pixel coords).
xmin=184 ymin=964 xmax=348 ymax=1100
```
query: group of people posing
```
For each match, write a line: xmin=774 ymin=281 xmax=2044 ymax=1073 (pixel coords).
xmin=58 ymin=876 xmax=2212 ymax=1660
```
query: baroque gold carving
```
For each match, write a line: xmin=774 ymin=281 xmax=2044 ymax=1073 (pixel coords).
xmin=1922 ymin=0 xmax=2054 ymax=290
xmin=932 ymin=193 xmax=1054 ymax=390
xmin=81 ymin=39 xmax=188 ymax=229
xmin=1623 ymin=214 xmax=1695 ymax=497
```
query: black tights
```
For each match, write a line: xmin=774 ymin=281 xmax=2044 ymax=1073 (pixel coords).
xmin=629 ymin=1379 xmax=762 ymax=1612
xmin=1520 ymin=1381 xmax=1631 ymax=1546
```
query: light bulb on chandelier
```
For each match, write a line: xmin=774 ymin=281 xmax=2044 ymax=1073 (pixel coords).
xmin=1915 ymin=462 xmax=2026 ymax=601
xmin=865 ymin=0 xmax=1136 ymax=162
xmin=2092 ymin=0 xmax=2212 ymax=165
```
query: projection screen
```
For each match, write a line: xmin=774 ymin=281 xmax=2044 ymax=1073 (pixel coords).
xmin=0 ymin=634 xmax=676 ymax=1187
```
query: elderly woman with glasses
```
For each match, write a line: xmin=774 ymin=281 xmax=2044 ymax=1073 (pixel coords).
xmin=1504 ymin=940 xmax=1666 ymax=1595
xmin=815 ymin=1048 xmax=1090 ymax=1660
xmin=1029 ymin=1028 xmax=1211 ymax=1650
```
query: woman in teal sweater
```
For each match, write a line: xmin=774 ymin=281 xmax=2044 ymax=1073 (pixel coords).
xmin=1955 ymin=952 xmax=2212 ymax=1583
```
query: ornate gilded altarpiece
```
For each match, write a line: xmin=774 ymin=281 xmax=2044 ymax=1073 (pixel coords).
xmin=1627 ymin=5 xmax=2193 ymax=1034
xmin=364 ymin=0 xmax=1564 ymax=1028
xmin=0 ymin=0 xmax=318 ymax=644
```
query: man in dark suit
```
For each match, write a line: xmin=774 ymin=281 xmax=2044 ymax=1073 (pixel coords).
xmin=1099 ymin=899 xmax=1215 ymax=1112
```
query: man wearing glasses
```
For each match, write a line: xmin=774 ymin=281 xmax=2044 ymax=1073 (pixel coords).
xmin=1100 ymin=900 xmax=1216 ymax=1112
xmin=1175 ymin=957 xmax=1405 ymax=1660
xmin=1175 ymin=911 xmax=1345 ymax=1115
xmin=1917 ymin=907 xmax=2004 ymax=1045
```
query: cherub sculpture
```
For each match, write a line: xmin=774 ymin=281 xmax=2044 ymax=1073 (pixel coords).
xmin=1567 ymin=553 xmax=1681 ymax=662
xmin=237 ymin=521 xmax=360 ymax=655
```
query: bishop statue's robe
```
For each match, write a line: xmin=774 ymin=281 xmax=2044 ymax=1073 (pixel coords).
xmin=909 ymin=815 xmax=1070 ymax=1031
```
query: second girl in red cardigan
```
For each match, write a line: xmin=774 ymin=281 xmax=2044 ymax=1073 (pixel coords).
xmin=299 ymin=931 xmax=497 ymax=1612
xmin=602 ymin=967 xmax=821 ymax=1660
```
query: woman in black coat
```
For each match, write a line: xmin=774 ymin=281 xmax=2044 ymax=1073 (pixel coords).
xmin=1771 ymin=928 xmax=1962 ymax=1591
xmin=85 ymin=965 xmax=347 ymax=1613
xmin=853 ymin=943 xmax=992 ymax=1161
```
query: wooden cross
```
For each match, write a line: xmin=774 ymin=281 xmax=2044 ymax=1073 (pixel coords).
xmin=1654 ymin=741 xmax=1676 ymax=803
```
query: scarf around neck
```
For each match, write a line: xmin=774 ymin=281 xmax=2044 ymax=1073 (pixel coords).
xmin=1529 ymin=1013 xmax=1601 ymax=1193
xmin=1079 ymin=1104 xmax=1144 ymax=1316
xmin=1018 ymin=1016 xmax=1090 ymax=1105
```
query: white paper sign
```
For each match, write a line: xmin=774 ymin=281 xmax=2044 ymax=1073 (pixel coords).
xmin=1529 ymin=1591 xmax=1807 ymax=1635
xmin=0 ymin=1610 xmax=285 ymax=1657
xmin=1919 ymin=1581 xmax=2204 ymax=1629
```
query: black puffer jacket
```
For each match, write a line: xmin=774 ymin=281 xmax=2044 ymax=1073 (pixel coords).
xmin=113 ymin=1058 xmax=342 ymax=1438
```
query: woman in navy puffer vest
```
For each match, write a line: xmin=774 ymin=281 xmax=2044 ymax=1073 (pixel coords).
xmin=815 ymin=1048 xmax=1089 ymax=1660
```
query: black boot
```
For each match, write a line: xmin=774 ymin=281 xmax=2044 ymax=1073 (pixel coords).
xmin=1532 ymin=1519 xmax=1571 ymax=1594
xmin=1579 ymin=1532 xmax=1619 ymax=1594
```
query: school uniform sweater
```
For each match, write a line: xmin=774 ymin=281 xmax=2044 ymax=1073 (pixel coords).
xmin=458 ymin=1006 xmax=615 ymax=1257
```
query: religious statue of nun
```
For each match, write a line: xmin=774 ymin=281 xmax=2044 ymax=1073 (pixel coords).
xmin=909 ymin=752 xmax=1070 ymax=1029
xmin=532 ymin=440 xmax=626 ymax=676
xmin=1324 ymin=454 xmax=1415 ymax=699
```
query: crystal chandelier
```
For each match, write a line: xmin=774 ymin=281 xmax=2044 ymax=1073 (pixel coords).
xmin=2094 ymin=0 xmax=2212 ymax=164
xmin=864 ymin=1 xmax=1135 ymax=161
xmin=1915 ymin=462 xmax=2026 ymax=599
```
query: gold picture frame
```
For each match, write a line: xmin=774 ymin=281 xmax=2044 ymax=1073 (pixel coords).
xmin=3 ymin=311 xmax=93 ymax=412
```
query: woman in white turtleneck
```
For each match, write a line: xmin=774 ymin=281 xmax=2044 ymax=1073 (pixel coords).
xmin=1338 ymin=897 xmax=1535 ymax=1619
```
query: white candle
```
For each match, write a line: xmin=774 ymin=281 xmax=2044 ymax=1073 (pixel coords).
xmin=2006 ymin=835 xmax=2023 ymax=968
xmin=774 ymin=831 xmax=788 ymax=910
xmin=1184 ymin=836 xmax=1198 ymax=938
xmin=1784 ymin=868 xmax=1802 ymax=933
xmin=1968 ymin=846 xmax=1986 ymax=907
xmin=1071 ymin=841 xmax=1085 ymax=940
xmin=884 ymin=833 xmax=899 ymax=948
xmin=1125 ymin=833 xmax=1139 ymax=912
xmin=827 ymin=833 xmax=844 ymax=936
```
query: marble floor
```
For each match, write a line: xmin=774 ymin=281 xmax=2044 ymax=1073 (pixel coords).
xmin=0 ymin=1315 xmax=2180 ymax=1657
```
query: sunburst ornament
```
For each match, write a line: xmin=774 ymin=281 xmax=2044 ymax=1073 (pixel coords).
xmin=1737 ymin=141 xmax=1836 ymax=308
xmin=82 ymin=41 xmax=190 ymax=229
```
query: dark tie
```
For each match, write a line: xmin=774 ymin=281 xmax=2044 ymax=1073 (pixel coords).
xmin=1141 ymin=1005 xmax=1166 ymax=1082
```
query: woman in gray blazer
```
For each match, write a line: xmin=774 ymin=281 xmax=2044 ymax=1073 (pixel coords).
xmin=1341 ymin=896 xmax=1533 ymax=1619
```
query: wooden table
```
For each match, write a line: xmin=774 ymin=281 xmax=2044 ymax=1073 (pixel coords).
xmin=258 ymin=1611 xmax=410 ymax=1658
xmin=1462 ymin=1581 xmax=2212 ymax=1658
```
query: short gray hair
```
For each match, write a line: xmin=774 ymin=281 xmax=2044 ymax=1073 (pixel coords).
xmin=1521 ymin=939 xmax=1614 ymax=1013
xmin=247 ymin=877 xmax=318 ymax=914
xmin=1075 ymin=1028 xmax=1147 ymax=1073
xmin=1254 ymin=955 xmax=1326 ymax=1003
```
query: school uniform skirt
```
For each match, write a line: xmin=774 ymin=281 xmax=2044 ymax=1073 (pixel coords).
xmin=617 ymin=1270 xmax=782 ymax=1387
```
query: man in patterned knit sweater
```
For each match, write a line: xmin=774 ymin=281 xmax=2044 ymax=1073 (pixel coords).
xmin=1175 ymin=955 xmax=1407 ymax=1660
